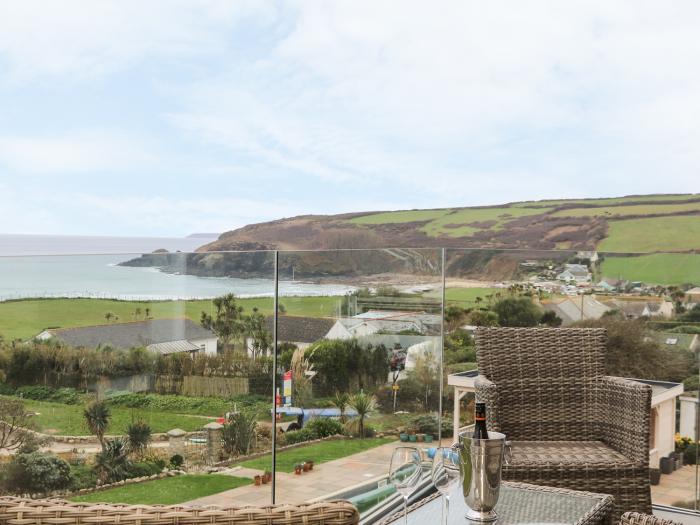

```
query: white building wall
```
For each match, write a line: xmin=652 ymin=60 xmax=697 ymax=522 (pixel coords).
xmin=189 ymin=337 xmax=218 ymax=355
xmin=651 ymin=399 xmax=677 ymax=468
xmin=680 ymin=396 xmax=698 ymax=439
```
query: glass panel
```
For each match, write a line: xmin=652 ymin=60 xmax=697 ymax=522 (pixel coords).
xmin=444 ymin=248 xmax=700 ymax=516
xmin=272 ymin=248 xmax=443 ymax=514
xmin=0 ymin=250 xmax=275 ymax=505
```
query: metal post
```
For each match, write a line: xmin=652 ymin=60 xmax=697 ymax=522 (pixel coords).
xmin=271 ymin=250 xmax=279 ymax=504
xmin=438 ymin=248 xmax=446 ymax=443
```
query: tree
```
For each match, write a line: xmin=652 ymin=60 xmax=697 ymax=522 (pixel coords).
xmin=94 ymin=438 xmax=131 ymax=483
xmin=245 ymin=307 xmax=271 ymax=359
xmin=493 ymin=297 xmax=542 ymax=327
xmin=290 ymin=346 xmax=314 ymax=407
xmin=468 ymin=309 xmax=499 ymax=327
xmin=444 ymin=329 xmax=476 ymax=364
xmin=409 ymin=350 xmax=440 ymax=411
xmin=104 ymin=312 xmax=113 ymax=322
xmin=0 ymin=398 xmax=33 ymax=452
xmin=444 ymin=306 xmax=469 ymax=332
xmin=540 ymin=310 xmax=563 ymax=327
xmin=84 ymin=401 xmax=111 ymax=451
xmin=126 ymin=421 xmax=152 ymax=458
xmin=348 ymin=391 xmax=376 ymax=438
xmin=332 ymin=392 xmax=350 ymax=423
xmin=201 ymin=293 xmax=245 ymax=351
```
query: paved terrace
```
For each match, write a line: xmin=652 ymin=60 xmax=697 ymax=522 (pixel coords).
xmin=186 ymin=440 xmax=406 ymax=506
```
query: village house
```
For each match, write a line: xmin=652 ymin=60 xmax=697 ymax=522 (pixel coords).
xmin=325 ymin=310 xmax=440 ymax=339
xmin=35 ymin=318 xmax=218 ymax=355
xmin=556 ymin=263 xmax=591 ymax=284
xmin=543 ymin=295 xmax=611 ymax=325
xmin=245 ymin=315 xmax=335 ymax=355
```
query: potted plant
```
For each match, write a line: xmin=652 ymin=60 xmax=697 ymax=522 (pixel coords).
xmin=303 ymin=461 xmax=311 ymax=472
xmin=307 ymin=460 xmax=314 ymax=471
xmin=264 ymin=470 xmax=272 ymax=483
xmin=649 ymin=468 xmax=661 ymax=486
xmin=424 ymin=434 xmax=434 ymax=443
xmin=254 ymin=474 xmax=262 ymax=486
xmin=294 ymin=463 xmax=303 ymax=475
xmin=416 ymin=433 xmax=425 ymax=442
xmin=408 ymin=434 xmax=417 ymax=442
xmin=399 ymin=432 xmax=409 ymax=442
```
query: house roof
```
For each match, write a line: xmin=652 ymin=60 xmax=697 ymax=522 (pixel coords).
xmin=543 ymin=296 xmax=611 ymax=325
xmin=147 ymin=340 xmax=202 ymax=355
xmin=44 ymin=319 xmax=215 ymax=349
xmin=266 ymin=315 xmax=336 ymax=344
xmin=687 ymin=287 xmax=700 ymax=295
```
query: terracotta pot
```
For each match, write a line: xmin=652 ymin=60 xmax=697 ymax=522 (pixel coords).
xmin=303 ymin=463 xmax=310 ymax=472
xmin=308 ymin=462 xmax=314 ymax=471
xmin=264 ymin=473 xmax=272 ymax=483
xmin=254 ymin=475 xmax=261 ymax=486
xmin=294 ymin=468 xmax=302 ymax=475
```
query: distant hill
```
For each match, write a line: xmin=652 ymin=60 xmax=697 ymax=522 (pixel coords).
xmin=122 ymin=194 xmax=700 ymax=284
xmin=201 ymin=193 xmax=700 ymax=253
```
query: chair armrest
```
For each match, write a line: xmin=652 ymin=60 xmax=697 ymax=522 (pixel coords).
xmin=474 ymin=375 xmax=502 ymax=432
xmin=621 ymin=512 xmax=683 ymax=525
xmin=598 ymin=376 xmax=651 ymax=464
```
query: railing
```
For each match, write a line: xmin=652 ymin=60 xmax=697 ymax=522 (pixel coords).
xmin=0 ymin=247 xmax=697 ymax=519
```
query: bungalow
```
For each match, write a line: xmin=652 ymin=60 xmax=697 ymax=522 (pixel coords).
xmin=448 ymin=370 xmax=684 ymax=469
xmin=576 ymin=251 xmax=599 ymax=263
xmin=325 ymin=310 xmax=440 ymax=339
xmin=556 ymin=263 xmax=591 ymax=284
xmin=35 ymin=319 xmax=218 ymax=355
xmin=604 ymin=299 xmax=674 ymax=319
xmin=686 ymin=286 xmax=700 ymax=304
xmin=595 ymin=278 xmax=628 ymax=292
xmin=245 ymin=315 xmax=336 ymax=355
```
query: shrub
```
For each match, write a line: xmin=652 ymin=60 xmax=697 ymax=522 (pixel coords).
xmin=222 ymin=410 xmax=258 ymax=457
xmin=15 ymin=385 xmax=80 ymax=405
xmin=683 ymin=443 xmax=698 ymax=465
xmin=94 ymin=438 xmax=132 ymax=483
xmin=169 ymin=454 xmax=184 ymax=469
xmin=4 ymin=453 xmax=72 ymax=494
xmin=126 ymin=420 xmax=152 ymax=457
xmin=683 ymin=375 xmax=699 ymax=392
xmin=127 ymin=461 xmax=163 ymax=478
xmin=282 ymin=428 xmax=317 ymax=445
xmin=304 ymin=418 xmax=344 ymax=438
xmin=69 ymin=464 xmax=97 ymax=491
xmin=0 ymin=382 xmax=15 ymax=395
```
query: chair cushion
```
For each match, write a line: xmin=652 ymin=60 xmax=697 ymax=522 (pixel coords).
xmin=509 ymin=440 xmax=631 ymax=466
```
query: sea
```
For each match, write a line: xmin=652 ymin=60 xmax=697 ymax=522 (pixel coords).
xmin=0 ymin=234 xmax=354 ymax=301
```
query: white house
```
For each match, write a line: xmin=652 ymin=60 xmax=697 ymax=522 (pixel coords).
xmin=35 ymin=318 xmax=218 ymax=355
xmin=556 ymin=264 xmax=591 ymax=284
xmin=576 ymin=251 xmax=599 ymax=263
xmin=448 ymin=371 xmax=684 ymax=469
xmin=325 ymin=310 xmax=440 ymax=339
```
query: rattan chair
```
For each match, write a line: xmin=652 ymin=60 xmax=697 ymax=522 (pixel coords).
xmin=0 ymin=497 xmax=359 ymax=525
xmin=474 ymin=327 xmax=652 ymax=522
xmin=621 ymin=512 xmax=683 ymax=525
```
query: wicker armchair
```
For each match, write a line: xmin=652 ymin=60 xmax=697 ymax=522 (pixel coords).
xmin=474 ymin=327 xmax=652 ymax=522
xmin=0 ymin=497 xmax=359 ymax=525
xmin=621 ymin=512 xmax=683 ymax=525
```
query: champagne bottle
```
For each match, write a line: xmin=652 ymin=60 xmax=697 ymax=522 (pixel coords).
xmin=472 ymin=402 xmax=489 ymax=439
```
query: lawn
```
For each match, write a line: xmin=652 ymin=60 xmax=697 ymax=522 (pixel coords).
xmin=598 ymin=216 xmax=700 ymax=253
xmin=238 ymin=437 xmax=395 ymax=472
xmin=70 ymin=474 xmax=250 ymax=504
xmin=0 ymin=295 xmax=339 ymax=340
xmin=600 ymin=254 xmax=700 ymax=286
xmin=442 ymin=287 xmax=502 ymax=306
xmin=17 ymin=397 xmax=215 ymax=435
xmin=552 ymin=201 xmax=700 ymax=218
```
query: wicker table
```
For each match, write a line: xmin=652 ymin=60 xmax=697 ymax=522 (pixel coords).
xmin=381 ymin=481 xmax=613 ymax=525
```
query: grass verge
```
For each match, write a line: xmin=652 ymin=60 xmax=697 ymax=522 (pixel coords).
xmin=69 ymin=474 xmax=250 ymax=504
xmin=238 ymin=437 xmax=395 ymax=473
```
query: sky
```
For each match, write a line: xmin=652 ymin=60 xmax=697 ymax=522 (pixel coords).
xmin=0 ymin=1 xmax=699 ymax=237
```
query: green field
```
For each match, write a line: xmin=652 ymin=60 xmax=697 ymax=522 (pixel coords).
xmin=350 ymin=209 xmax=453 ymax=225
xmin=598 ymin=215 xmax=700 ymax=253
xmin=600 ymin=254 xmax=700 ymax=286
xmin=15 ymin=397 xmax=215 ymax=435
xmin=238 ymin=437 xmax=395 ymax=473
xmin=426 ymin=287 xmax=500 ymax=306
xmin=513 ymin=194 xmax=699 ymax=208
xmin=552 ymin=202 xmax=700 ymax=218
xmin=0 ymin=296 xmax=341 ymax=340
xmin=70 ymin=474 xmax=249 ymax=504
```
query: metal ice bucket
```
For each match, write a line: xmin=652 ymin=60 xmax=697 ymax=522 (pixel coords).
xmin=455 ymin=430 xmax=510 ymax=522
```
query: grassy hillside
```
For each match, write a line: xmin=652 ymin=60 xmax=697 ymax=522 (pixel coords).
xmin=203 ymin=193 xmax=700 ymax=255
xmin=600 ymin=254 xmax=700 ymax=285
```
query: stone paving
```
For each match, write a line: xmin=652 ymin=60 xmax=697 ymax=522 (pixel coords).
xmin=186 ymin=440 xmax=406 ymax=507
xmin=652 ymin=465 xmax=698 ymax=507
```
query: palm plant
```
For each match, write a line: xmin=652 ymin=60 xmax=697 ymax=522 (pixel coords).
xmin=84 ymin=401 xmax=111 ymax=451
xmin=94 ymin=438 xmax=131 ymax=483
xmin=348 ymin=391 xmax=376 ymax=439
xmin=332 ymin=392 xmax=350 ymax=423
xmin=126 ymin=420 xmax=152 ymax=458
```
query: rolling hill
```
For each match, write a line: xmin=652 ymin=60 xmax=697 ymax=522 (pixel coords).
xmin=201 ymin=193 xmax=700 ymax=253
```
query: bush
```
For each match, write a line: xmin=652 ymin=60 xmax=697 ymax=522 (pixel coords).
xmin=15 ymin=385 xmax=80 ymax=405
xmin=127 ymin=461 xmax=163 ymax=478
xmin=282 ymin=427 xmax=317 ymax=445
xmin=304 ymin=418 xmax=344 ymax=438
xmin=69 ymin=464 xmax=97 ymax=491
xmin=683 ymin=375 xmax=699 ymax=392
xmin=222 ymin=410 xmax=258 ymax=457
xmin=0 ymin=382 xmax=15 ymax=395
xmin=683 ymin=443 xmax=698 ymax=465
xmin=3 ymin=453 xmax=72 ymax=494
xmin=169 ymin=454 xmax=184 ymax=469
